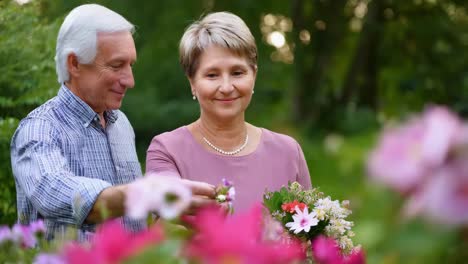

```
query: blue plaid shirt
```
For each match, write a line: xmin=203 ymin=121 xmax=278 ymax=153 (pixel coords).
xmin=10 ymin=85 xmax=146 ymax=240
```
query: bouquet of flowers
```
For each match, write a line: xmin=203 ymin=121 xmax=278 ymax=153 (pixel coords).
xmin=263 ymin=182 xmax=363 ymax=261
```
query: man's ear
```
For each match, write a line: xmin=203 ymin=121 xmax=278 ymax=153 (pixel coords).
xmin=67 ymin=53 xmax=80 ymax=78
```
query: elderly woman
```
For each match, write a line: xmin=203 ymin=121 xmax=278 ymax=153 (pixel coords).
xmin=146 ymin=12 xmax=311 ymax=212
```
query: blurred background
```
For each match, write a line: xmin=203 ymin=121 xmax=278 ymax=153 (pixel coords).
xmin=1 ymin=0 xmax=468 ymax=262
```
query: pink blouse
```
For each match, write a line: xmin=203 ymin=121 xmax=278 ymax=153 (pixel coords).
xmin=146 ymin=126 xmax=311 ymax=212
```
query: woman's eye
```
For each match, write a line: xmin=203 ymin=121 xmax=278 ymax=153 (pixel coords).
xmin=233 ymin=71 xmax=244 ymax=76
xmin=206 ymin=73 xmax=217 ymax=78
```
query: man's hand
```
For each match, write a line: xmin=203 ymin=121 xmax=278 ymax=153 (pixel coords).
xmin=86 ymin=178 xmax=218 ymax=223
xmin=86 ymin=185 xmax=128 ymax=224
xmin=181 ymin=179 xmax=217 ymax=215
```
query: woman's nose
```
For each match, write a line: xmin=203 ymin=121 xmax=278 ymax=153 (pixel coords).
xmin=218 ymin=76 xmax=234 ymax=93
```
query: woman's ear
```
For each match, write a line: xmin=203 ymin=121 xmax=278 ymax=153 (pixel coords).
xmin=252 ymin=65 xmax=258 ymax=80
xmin=188 ymin=76 xmax=195 ymax=90
xmin=188 ymin=76 xmax=196 ymax=98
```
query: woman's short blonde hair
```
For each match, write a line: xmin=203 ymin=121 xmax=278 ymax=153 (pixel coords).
xmin=179 ymin=12 xmax=257 ymax=78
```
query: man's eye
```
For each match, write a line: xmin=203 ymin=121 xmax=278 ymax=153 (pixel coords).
xmin=109 ymin=64 xmax=123 ymax=70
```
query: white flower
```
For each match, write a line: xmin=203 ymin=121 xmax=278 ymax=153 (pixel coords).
xmin=338 ymin=236 xmax=354 ymax=251
xmin=313 ymin=208 xmax=326 ymax=221
xmin=314 ymin=197 xmax=351 ymax=219
xmin=216 ymin=194 xmax=227 ymax=202
xmin=227 ymin=187 xmax=236 ymax=201
xmin=285 ymin=206 xmax=319 ymax=234
xmin=125 ymin=175 xmax=192 ymax=220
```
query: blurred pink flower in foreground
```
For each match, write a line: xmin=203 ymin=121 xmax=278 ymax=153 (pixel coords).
xmin=368 ymin=106 xmax=462 ymax=193
xmin=0 ymin=226 xmax=12 ymax=244
xmin=367 ymin=106 xmax=468 ymax=225
xmin=312 ymin=236 xmax=366 ymax=264
xmin=404 ymin=163 xmax=468 ymax=225
xmin=33 ymin=253 xmax=65 ymax=264
xmin=125 ymin=174 xmax=192 ymax=220
xmin=64 ymin=220 xmax=163 ymax=264
xmin=186 ymin=204 xmax=305 ymax=264
xmin=6 ymin=220 xmax=46 ymax=248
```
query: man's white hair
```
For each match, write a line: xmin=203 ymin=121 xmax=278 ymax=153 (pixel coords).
xmin=55 ymin=4 xmax=134 ymax=83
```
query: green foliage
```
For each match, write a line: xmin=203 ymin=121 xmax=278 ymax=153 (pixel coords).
xmin=0 ymin=242 xmax=41 ymax=264
xmin=0 ymin=0 xmax=61 ymax=224
xmin=378 ymin=0 xmax=468 ymax=117
xmin=124 ymin=239 xmax=184 ymax=264
xmin=0 ymin=118 xmax=19 ymax=224
xmin=0 ymin=0 xmax=59 ymax=118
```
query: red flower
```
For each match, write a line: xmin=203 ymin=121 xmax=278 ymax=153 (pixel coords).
xmin=64 ymin=220 xmax=163 ymax=264
xmin=281 ymin=200 xmax=307 ymax=213
xmin=186 ymin=203 xmax=305 ymax=264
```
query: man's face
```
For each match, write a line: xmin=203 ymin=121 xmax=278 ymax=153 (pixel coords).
xmin=74 ymin=31 xmax=136 ymax=113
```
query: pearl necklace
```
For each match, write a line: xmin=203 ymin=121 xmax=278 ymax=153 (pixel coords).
xmin=203 ymin=133 xmax=249 ymax=156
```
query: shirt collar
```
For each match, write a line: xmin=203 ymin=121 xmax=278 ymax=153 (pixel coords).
xmin=57 ymin=84 xmax=119 ymax=127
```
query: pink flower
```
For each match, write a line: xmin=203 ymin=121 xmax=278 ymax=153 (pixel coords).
xmin=312 ymin=236 xmax=366 ymax=264
xmin=186 ymin=203 xmax=305 ymax=264
xmin=312 ymin=236 xmax=341 ymax=264
xmin=125 ymin=174 xmax=192 ymax=219
xmin=367 ymin=106 xmax=463 ymax=193
xmin=368 ymin=106 xmax=468 ymax=226
xmin=29 ymin=220 xmax=46 ymax=235
xmin=227 ymin=186 xmax=236 ymax=202
xmin=222 ymin=178 xmax=233 ymax=187
xmin=404 ymin=162 xmax=468 ymax=226
xmin=11 ymin=223 xmax=36 ymax=248
xmin=344 ymin=248 xmax=367 ymax=264
xmin=33 ymin=253 xmax=65 ymax=264
xmin=64 ymin=220 xmax=164 ymax=264
xmin=0 ymin=226 xmax=11 ymax=244
xmin=285 ymin=206 xmax=319 ymax=234
xmin=262 ymin=213 xmax=285 ymax=242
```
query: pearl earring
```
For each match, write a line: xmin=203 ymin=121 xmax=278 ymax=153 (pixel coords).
xmin=252 ymin=90 xmax=255 ymax=94
xmin=193 ymin=95 xmax=197 ymax=100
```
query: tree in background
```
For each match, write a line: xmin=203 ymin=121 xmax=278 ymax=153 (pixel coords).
xmin=287 ymin=0 xmax=468 ymax=131
xmin=0 ymin=0 xmax=61 ymax=224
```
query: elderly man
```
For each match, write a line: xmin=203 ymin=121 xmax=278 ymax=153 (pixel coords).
xmin=10 ymin=4 xmax=215 ymax=240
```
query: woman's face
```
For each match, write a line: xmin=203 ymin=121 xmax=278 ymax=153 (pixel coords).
xmin=189 ymin=45 xmax=256 ymax=122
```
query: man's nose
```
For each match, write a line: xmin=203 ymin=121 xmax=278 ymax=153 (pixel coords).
xmin=120 ymin=65 xmax=135 ymax=88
